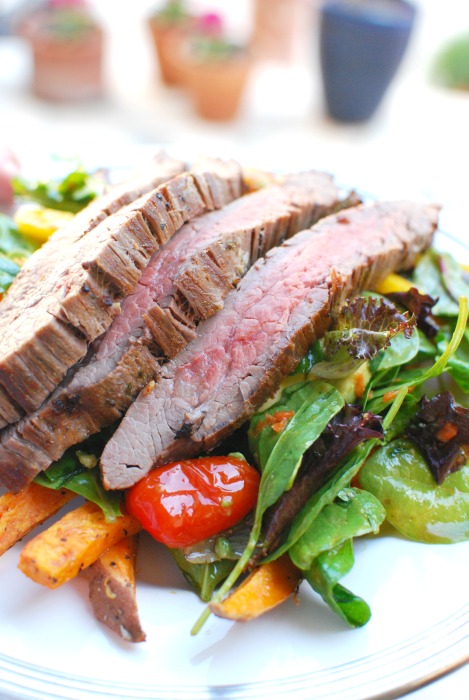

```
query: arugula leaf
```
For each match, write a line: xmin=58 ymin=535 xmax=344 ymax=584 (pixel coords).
xmin=12 ymin=168 xmax=103 ymax=214
xmin=304 ymin=540 xmax=371 ymax=628
xmin=289 ymin=487 xmax=385 ymax=570
xmin=358 ymin=438 xmax=469 ymax=543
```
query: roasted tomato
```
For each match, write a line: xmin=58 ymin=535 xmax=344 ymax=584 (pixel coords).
xmin=125 ymin=456 xmax=260 ymax=548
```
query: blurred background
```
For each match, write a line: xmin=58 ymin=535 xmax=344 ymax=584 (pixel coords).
xmin=0 ymin=0 xmax=468 ymax=220
xmin=0 ymin=2 xmax=468 ymax=698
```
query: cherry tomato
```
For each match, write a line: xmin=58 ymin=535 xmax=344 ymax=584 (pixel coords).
xmin=125 ymin=456 xmax=260 ymax=548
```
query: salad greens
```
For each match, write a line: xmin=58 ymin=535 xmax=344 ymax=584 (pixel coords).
xmin=34 ymin=430 xmax=122 ymax=522
xmin=12 ymin=168 xmax=104 ymax=214
xmin=191 ymin=252 xmax=469 ymax=633
xmin=0 ymin=214 xmax=36 ymax=294
xmin=2 ymin=169 xmax=468 ymax=635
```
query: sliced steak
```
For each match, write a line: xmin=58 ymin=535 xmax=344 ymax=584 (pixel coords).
xmin=0 ymin=171 xmax=355 ymax=492
xmin=0 ymin=158 xmax=242 ymax=421
xmin=100 ymin=200 xmax=439 ymax=490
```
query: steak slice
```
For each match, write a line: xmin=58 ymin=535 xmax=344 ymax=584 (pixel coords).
xmin=100 ymin=200 xmax=439 ymax=490
xmin=0 ymin=171 xmax=355 ymax=492
xmin=0 ymin=158 xmax=242 ymax=421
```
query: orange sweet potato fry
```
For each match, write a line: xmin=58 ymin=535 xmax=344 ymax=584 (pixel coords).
xmin=83 ymin=535 xmax=146 ymax=643
xmin=18 ymin=501 xmax=142 ymax=588
xmin=0 ymin=482 xmax=75 ymax=556
xmin=210 ymin=554 xmax=302 ymax=621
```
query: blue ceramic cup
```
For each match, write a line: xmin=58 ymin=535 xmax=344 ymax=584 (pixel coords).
xmin=319 ymin=0 xmax=417 ymax=122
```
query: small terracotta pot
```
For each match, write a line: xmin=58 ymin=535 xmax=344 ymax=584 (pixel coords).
xmin=22 ymin=15 xmax=103 ymax=101
xmin=147 ymin=18 xmax=189 ymax=86
xmin=182 ymin=54 xmax=250 ymax=121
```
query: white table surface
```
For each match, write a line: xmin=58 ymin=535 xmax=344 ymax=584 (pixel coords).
xmin=0 ymin=1 xmax=467 ymax=698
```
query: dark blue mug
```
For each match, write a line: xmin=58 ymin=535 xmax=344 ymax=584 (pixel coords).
xmin=319 ymin=0 xmax=417 ymax=122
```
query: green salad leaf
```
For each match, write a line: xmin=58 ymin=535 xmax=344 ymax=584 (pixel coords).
xmin=304 ymin=540 xmax=371 ymax=628
xmin=358 ymin=438 xmax=469 ymax=543
xmin=34 ymin=433 xmax=122 ymax=521
xmin=12 ymin=168 xmax=104 ymax=214
xmin=289 ymin=487 xmax=385 ymax=570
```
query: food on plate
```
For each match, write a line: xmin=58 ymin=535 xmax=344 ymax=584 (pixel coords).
xmin=209 ymin=554 xmax=302 ymax=621
xmin=18 ymin=500 xmax=141 ymax=588
xmin=0 ymin=171 xmax=355 ymax=492
xmin=0 ymin=155 xmax=468 ymax=644
xmin=83 ymin=535 xmax=145 ymax=643
xmin=101 ymin=200 xmax=438 ymax=489
xmin=125 ymin=456 xmax=261 ymax=548
xmin=0 ymin=481 xmax=75 ymax=555
xmin=0 ymin=156 xmax=240 ymax=428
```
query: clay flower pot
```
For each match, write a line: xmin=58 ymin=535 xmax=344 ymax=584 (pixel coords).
xmin=183 ymin=53 xmax=250 ymax=121
xmin=181 ymin=12 xmax=251 ymax=121
xmin=147 ymin=1 xmax=193 ymax=86
xmin=21 ymin=2 xmax=103 ymax=101
xmin=147 ymin=19 xmax=191 ymax=87
xmin=319 ymin=0 xmax=416 ymax=122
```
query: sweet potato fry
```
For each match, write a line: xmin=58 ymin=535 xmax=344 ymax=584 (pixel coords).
xmin=0 ymin=483 xmax=75 ymax=556
xmin=18 ymin=501 xmax=141 ymax=588
xmin=83 ymin=535 xmax=146 ymax=643
xmin=210 ymin=554 xmax=302 ymax=621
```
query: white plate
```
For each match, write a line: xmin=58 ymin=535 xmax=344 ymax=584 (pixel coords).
xmin=0 ymin=203 xmax=468 ymax=700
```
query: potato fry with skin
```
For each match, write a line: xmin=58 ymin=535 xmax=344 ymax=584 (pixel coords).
xmin=210 ymin=554 xmax=302 ymax=621
xmin=0 ymin=483 xmax=75 ymax=556
xmin=18 ymin=501 xmax=142 ymax=588
xmin=83 ymin=535 xmax=146 ymax=643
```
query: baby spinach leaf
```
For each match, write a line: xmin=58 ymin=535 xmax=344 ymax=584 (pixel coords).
xmin=358 ymin=438 xmax=469 ymax=543
xmin=369 ymin=326 xmax=420 ymax=373
xmin=304 ymin=540 xmax=371 ymax=628
xmin=259 ymin=407 xmax=383 ymax=556
xmin=289 ymin=487 xmax=385 ymax=570
xmin=193 ymin=381 xmax=344 ymax=633
xmin=412 ymin=250 xmax=460 ymax=317
xmin=171 ymin=551 xmax=235 ymax=602
xmin=34 ymin=430 xmax=122 ymax=521
xmin=271 ymin=439 xmax=381 ymax=560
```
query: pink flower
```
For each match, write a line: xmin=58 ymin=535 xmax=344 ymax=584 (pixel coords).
xmin=47 ymin=0 xmax=87 ymax=9
xmin=197 ymin=12 xmax=224 ymax=37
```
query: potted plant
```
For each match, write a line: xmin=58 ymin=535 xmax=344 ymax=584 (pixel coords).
xmin=181 ymin=12 xmax=251 ymax=121
xmin=318 ymin=0 xmax=417 ymax=122
xmin=20 ymin=0 xmax=103 ymax=101
xmin=147 ymin=0 xmax=193 ymax=86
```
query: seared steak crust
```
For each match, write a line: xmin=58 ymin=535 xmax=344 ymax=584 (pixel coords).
xmin=0 ymin=158 xmax=242 ymax=423
xmin=100 ymin=200 xmax=439 ymax=490
xmin=0 ymin=171 xmax=352 ymax=492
